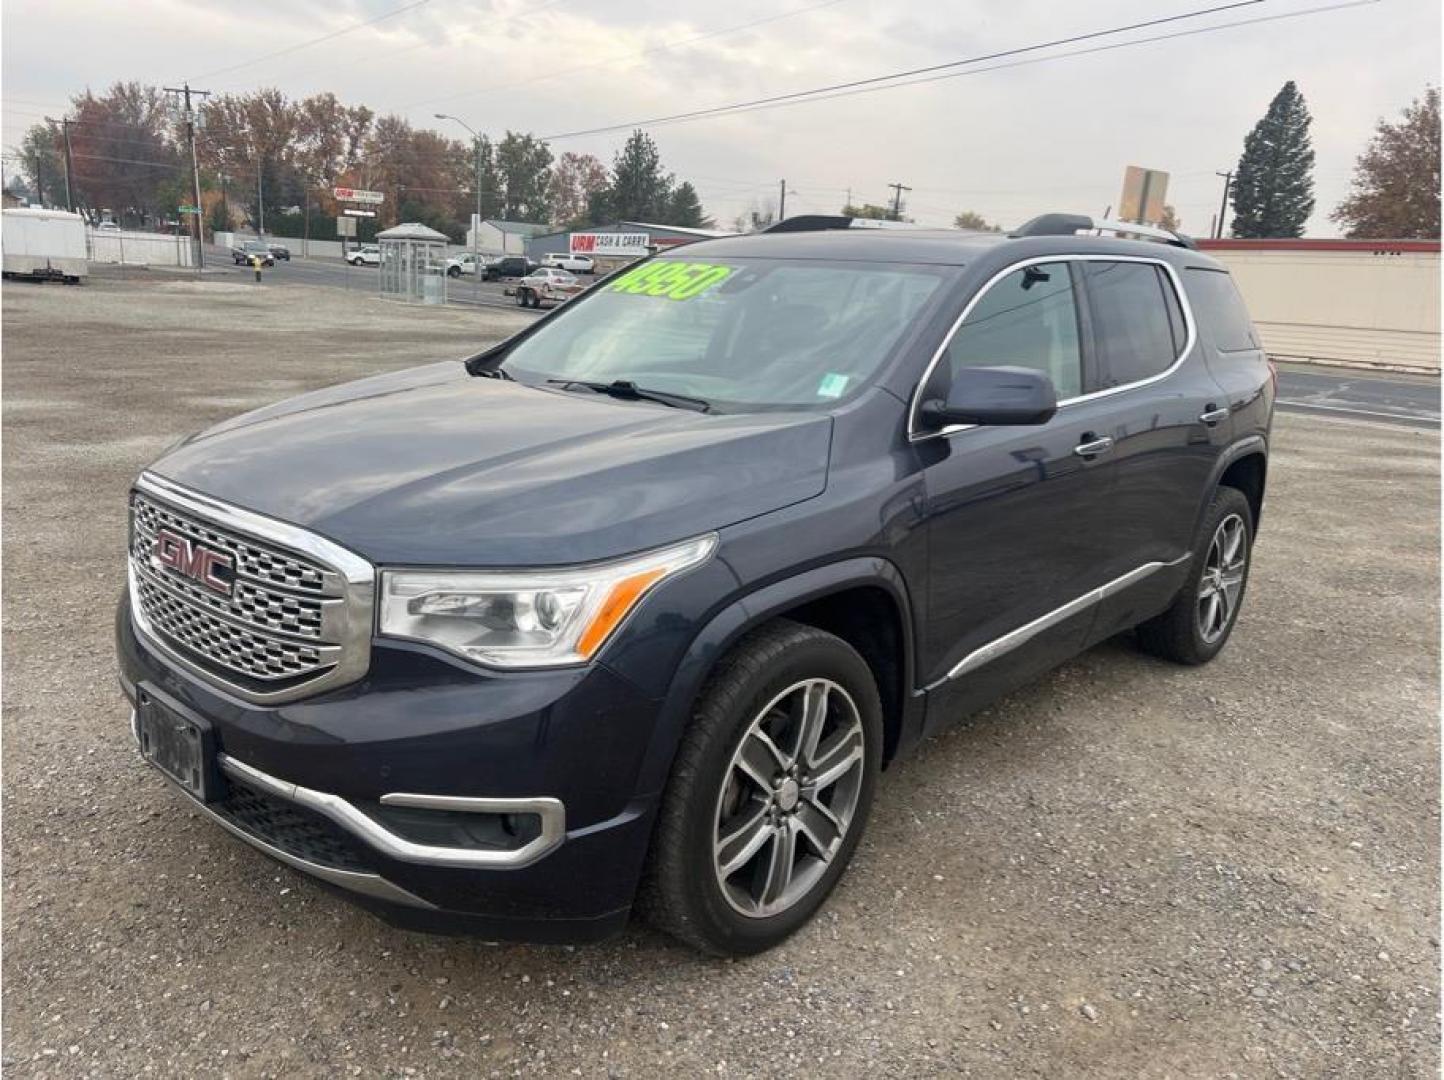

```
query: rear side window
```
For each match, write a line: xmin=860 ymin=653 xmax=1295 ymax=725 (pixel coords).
xmin=1082 ymin=261 xmax=1183 ymax=388
xmin=942 ymin=261 xmax=1083 ymax=399
xmin=1184 ymin=268 xmax=1259 ymax=352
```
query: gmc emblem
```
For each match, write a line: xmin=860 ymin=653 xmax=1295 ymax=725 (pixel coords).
xmin=152 ymin=528 xmax=234 ymax=595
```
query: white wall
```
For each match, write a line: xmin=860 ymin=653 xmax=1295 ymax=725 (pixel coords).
xmin=1200 ymin=243 xmax=1441 ymax=372
xmin=89 ymin=227 xmax=196 ymax=268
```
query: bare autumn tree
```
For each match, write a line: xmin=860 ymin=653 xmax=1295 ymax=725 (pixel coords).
xmin=547 ymin=151 xmax=608 ymax=226
xmin=63 ymin=82 xmax=180 ymax=223
xmin=1332 ymin=87 xmax=1441 ymax=239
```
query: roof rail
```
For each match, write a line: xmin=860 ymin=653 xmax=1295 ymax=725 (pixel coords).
xmin=763 ymin=215 xmax=932 ymax=234
xmin=1010 ymin=213 xmax=1197 ymax=250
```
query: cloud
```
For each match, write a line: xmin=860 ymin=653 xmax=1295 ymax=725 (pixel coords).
xmin=3 ymin=0 xmax=1437 ymax=233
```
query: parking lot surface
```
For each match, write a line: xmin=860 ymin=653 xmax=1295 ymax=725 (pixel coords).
xmin=3 ymin=276 xmax=1438 ymax=1078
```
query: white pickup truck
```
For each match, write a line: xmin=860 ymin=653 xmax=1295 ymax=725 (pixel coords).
xmin=541 ymin=252 xmax=595 ymax=274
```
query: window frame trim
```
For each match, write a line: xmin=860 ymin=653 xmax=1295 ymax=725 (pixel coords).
xmin=907 ymin=253 xmax=1198 ymax=443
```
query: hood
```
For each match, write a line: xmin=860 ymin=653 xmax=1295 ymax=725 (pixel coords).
xmin=151 ymin=362 xmax=832 ymax=566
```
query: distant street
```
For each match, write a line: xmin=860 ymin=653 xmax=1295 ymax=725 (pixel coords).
xmin=201 ymin=245 xmax=532 ymax=312
xmin=1275 ymin=363 xmax=1440 ymax=429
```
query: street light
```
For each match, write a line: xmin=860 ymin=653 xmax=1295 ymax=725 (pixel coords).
xmin=436 ymin=113 xmax=483 ymax=299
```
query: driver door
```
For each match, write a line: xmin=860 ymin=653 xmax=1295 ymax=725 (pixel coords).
xmin=914 ymin=260 xmax=1124 ymax=726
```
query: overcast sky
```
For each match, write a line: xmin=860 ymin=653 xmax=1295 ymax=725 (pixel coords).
xmin=3 ymin=0 xmax=1438 ymax=235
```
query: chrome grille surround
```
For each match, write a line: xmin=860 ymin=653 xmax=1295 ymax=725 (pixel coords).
xmin=128 ymin=472 xmax=374 ymax=704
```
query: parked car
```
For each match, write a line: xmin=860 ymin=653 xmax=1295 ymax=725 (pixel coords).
xmin=347 ymin=244 xmax=381 ymax=267
xmin=117 ymin=212 xmax=1273 ymax=955
xmin=231 ymin=240 xmax=274 ymax=267
xmin=267 ymin=243 xmax=291 ymax=261
xmin=507 ymin=267 xmax=585 ymax=307
xmin=445 ymin=252 xmax=488 ymax=278
xmin=541 ymin=252 xmax=596 ymax=274
xmin=481 ymin=256 xmax=538 ymax=281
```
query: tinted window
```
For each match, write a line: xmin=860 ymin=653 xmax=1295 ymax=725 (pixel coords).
xmin=1184 ymin=268 xmax=1259 ymax=352
xmin=1083 ymin=262 xmax=1181 ymax=387
xmin=941 ymin=261 xmax=1082 ymax=399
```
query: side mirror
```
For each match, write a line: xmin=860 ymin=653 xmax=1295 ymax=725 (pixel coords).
xmin=919 ymin=366 xmax=1058 ymax=428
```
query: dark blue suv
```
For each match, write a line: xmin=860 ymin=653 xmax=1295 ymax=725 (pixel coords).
xmin=117 ymin=214 xmax=1274 ymax=955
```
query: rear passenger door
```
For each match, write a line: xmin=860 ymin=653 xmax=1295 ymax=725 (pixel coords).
xmin=1075 ymin=258 xmax=1231 ymax=637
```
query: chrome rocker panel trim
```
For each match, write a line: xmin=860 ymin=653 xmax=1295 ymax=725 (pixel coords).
xmin=926 ymin=556 xmax=1191 ymax=690
xmin=130 ymin=472 xmax=376 ymax=706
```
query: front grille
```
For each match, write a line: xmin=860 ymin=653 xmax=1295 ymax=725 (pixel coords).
xmin=128 ymin=486 xmax=368 ymax=699
xmin=216 ymin=776 xmax=374 ymax=873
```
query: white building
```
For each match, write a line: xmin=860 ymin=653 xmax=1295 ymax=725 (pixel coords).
xmin=465 ymin=219 xmax=549 ymax=257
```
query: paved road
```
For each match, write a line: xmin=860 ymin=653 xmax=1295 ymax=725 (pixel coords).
xmin=1275 ymin=363 xmax=1440 ymax=429
xmin=206 ymin=247 xmax=541 ymax=313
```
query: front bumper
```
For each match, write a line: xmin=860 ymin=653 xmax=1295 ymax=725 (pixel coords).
xmin=118 ymin=601 xmax=664 ymax=942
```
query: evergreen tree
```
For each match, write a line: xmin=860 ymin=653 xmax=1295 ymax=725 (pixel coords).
xmin=1230 ymin=81 xmax=1315 ymax=238
xmin=665 ymin=181 xmax=709 ymax=228
xmin=606 ymin=130 xmax=672 ymax=221
xmin=1332 ymin=86 xmax=1440 ymax=239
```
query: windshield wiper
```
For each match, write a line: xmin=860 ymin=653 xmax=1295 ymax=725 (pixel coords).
xmin=544 ymin=378 xmax=711 ymax=413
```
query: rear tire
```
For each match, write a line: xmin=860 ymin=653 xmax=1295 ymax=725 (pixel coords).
xmin=1136 ymin=485 xmax=1253 ymax=665
xmin=642 ymin=620 xmax=882 ymax=956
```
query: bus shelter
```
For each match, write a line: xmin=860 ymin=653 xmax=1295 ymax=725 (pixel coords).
xmin=377 ymin=222 xmax=449 ymax=305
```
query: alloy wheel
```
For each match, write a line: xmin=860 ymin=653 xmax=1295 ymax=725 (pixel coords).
xmin=713 ymin=679 xmax=866 ymax=918
xmin=1197 ymin=512 xmax=1248 ymax=644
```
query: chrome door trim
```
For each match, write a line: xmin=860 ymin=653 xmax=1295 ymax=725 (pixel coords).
xmin=220 ymin=755 xmax=567 ymax=870
xmin=924 ymin=556 xmax=1190 ymax=690
xmin=908 ymin=254 xmax=1198 ymax=443
xmin=1199 ymin=407 xmax=1231 ymax=425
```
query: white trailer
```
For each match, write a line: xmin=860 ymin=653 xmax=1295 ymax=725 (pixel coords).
xmin=2 ymin=207 xmax=88 ymax=283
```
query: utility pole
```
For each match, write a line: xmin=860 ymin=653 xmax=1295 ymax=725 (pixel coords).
xmin=164 ymin=83 xmax=211 ymax=269
xmin=887 ymin=182 xmax=912 ymax=222
xmin=435 ymin=114 xmax=484 ymax=300
xmin=45 ymin=117 xmax=75 ymax=212
xmin=1214 ymin=170 xmax=1233 ymax=239
xmin=778 ymin=179 xmax=786 ymax=222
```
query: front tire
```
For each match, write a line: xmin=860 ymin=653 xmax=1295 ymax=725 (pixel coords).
xmin=1136 ymin=485 xmax=1253 ymax=665
xmin=643 ymin=621 xmax=882 ymax=956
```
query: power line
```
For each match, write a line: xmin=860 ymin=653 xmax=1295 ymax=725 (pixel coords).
xmin=538 ymin=0 xmax=1266 ymax=140
xmin=186 ymin=0 xmax=432 ymax=82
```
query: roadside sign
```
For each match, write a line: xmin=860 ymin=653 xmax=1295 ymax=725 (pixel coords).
xmin=336 ymin=215 xmax=357 ymax=238
xmin=333 ymin=186 xmax=385 ymax=205
xmin=177 ymin=206 xmax=200 ymax=214
xmin=342 ymin=209 xmax=376 ymax=218
xmin=1119 ymin=166 xmax=1169 ymax=225
xmin=571 ymin=231 xmax=650 ymax=257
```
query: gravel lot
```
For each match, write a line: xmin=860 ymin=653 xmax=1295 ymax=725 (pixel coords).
xmin=3 ymin=274 xmax=1439 ymax=1078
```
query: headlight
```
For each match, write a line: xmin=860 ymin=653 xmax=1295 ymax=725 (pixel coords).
xmin=379 ymin=534 xmax=717 ymax=669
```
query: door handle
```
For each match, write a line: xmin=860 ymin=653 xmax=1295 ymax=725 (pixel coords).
xmin=1073 ymin=434 xmax=1114 ymax=458
xmin=1199 ymin=405 xmax=1230 ymax=425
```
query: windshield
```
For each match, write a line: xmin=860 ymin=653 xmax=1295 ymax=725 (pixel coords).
xmin=500 ymin=257 xmax=948 ymax=409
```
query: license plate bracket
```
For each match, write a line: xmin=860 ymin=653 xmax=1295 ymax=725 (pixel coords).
xmin=136 ymin=689 xmax=223 ymax=803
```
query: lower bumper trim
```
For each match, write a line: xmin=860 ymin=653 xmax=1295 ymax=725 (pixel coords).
xmin=154 ymin=760 xmax=438 ymax=910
